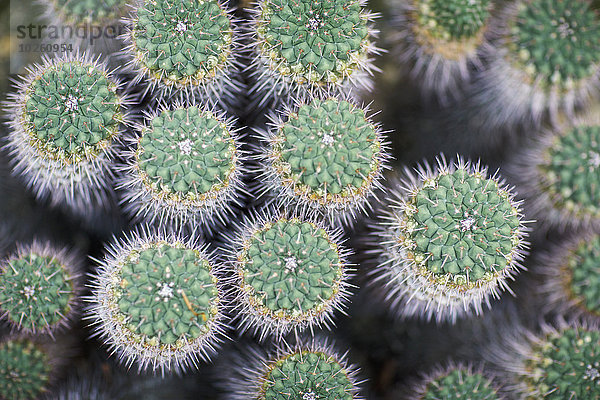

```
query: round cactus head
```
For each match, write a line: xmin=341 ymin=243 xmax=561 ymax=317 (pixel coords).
xmin=44 ymin=0 xmax=130 ymax=25
xmin=409 ymin=363 xmax=502 ymax=400
xmin=126 ymin=0 xmax=235 ymax=97
xmin=507 ymin=0 xmax=600 ymax=90
xmin=4 ymin=53 xmax=126 ymax=213
xmin=415 ymin=0 xmax=491 ymax=42
xmin=251 ymin=0 xmax=377 ymax=100
xmin=231 ymin=214 xmax=351 ymax=340
xmin=374 ymin=156 xmax=527 ymax=323
xmin=519 ymin=326 xmax=600 ymax=398
xmin=0 ymin=243 xmax=81 ymax=335
xmin=88 ymin=232 xmax=226 ymax=373
xmin=262 ymin=98 xmax=387 ymax=223
xmin=0 ymin=338 xmax=53 ymax=400
xmin=119 ymin=104 xmax=243 ymax=228
xmin=537 ymin=123 xmax=600 ymax=223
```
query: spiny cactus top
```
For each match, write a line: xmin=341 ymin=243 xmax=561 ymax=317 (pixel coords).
xmin=4 ymin=54 xmax=126 ymax=213
xmin=45 ymin=0 xmax=130 ymax=25
xmin=519 ymin=326 xmax=600 ymax=399
xmin=506 ymin=0 xmax=600 ymax=90
xmin=374 ymin=157 xmax=527 ymax=323
xmin=262 ymin=98 xmax=386 ymax=223
xmin=88 ymin=233 xmax=226 ymax=373
xmin=231 ymin=215 xmax=351 ymax=340
xmin=126 ymin=0 xmax=235 ymax=96
xmin=0 ymin=243 xmax=81 ymax=335
xmin=0 ymin=338 xmax=53 ymax=400
xmin=119 ymin=105 xmax=243 ymax=228
xmin=251 ymin=0 xmax=377 ymax=100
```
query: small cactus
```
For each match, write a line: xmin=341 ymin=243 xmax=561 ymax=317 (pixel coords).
xmin=87 ymin=230 xmax=227 ymax=373
xmin=228 ymin=339 xmax=363 ymax=400
xmin=475 ymin=0 xmax=600 ymax=128
xmin=247 ymin=0 xmax=380 ymax=105
xmin=227 ymin=212 xmax=352 ymax=340
xmin=256 ymin=97 xmax=388 ymax=225
xmin=510 ymin=112 xmax=600 ymax=231
xmin=41 ymin=0 xmax=130 ymax=26
xmin=3 ymin=52 xmax=128 ymax=218
xmin=0 ymin=242 xmax=82 ymax=336
xmin=123 ymin=0 xmax=240 ymax=103
xmin=0 ymin=337 xmax=55 ymax=400
xmin=404 ymin=362 xmax=504 ymax=400
xmin=392 ymin=0 xmax=493 ymax=103
xmin=371 ymin=156 xmax=528 ymax=323
xmin=117 ymin=102 xmax=245 ymax=230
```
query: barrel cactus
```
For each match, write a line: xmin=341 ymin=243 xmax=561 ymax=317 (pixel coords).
xmin=87 ymin=230 xmax=227 ymax=373
xmin=371 ymin=156 xmax=528 ymax=323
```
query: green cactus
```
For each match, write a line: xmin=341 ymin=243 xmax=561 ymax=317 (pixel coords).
xmin=126 ymin=0 xmax=235 ymax=96
xmin=509 ymin=0 xmax=600 ymax=89
xmin=410 ymin=364 xmax=502 ymax=400
xmin=119 ymin=104 xmax=243 ymax=228
xmin=0 ymin=243 xmax=80 ymax=334
xmin=0 ymin=338 xmax=53 ymax=400
xmin=415 ymin=0 xmax=491 ymax=41
xmin=250 ymin=0 xmax=378 ymax=102
xmin=520 ymin=326 xmax=600 ymax=399
xmin=88 ymin=233 xmax=226 ymax=372
xmin=373 ymin=157 xmax=527 ymax=323
xmin=232 ymin=215 xmax=350 ymax=339
xmin=262 ymin=98 xmax=386 ymax=223
xmin=45 ymin=0 xmax=129 ymax=25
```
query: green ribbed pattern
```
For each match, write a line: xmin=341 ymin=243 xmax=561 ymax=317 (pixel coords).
xmin=132 ymin=0 xmax=232 ymax=86
xmin=258 ymin=0 xmax=369 ymax=83
xmin=403 ymin=168 xmax=520 ymax=286
xmin=511 ymin=0 xmax=600 ymax=87
xmin=0 ymin=252 xmax=74 ymax=331
xmin=273 ymin=99 xmax=380 ymax=201
xmin=54 ymin=0 xmax=128 ymax=24
xmin=568 ymin=237 xmax=600 ymax=315
xmin=261 ymin=351 xmax=353 ymax=400
xmin=539 ymin=125 xmax=600 ymax=218
xmin=23 ymin=61 xmax=122 ymax=164
xmin=239 ymin=219 xmax=342 ymax=318
xmin=115 ymin=243 xmax=219 ymax=345
xmin=0 ymin=339 xmax=52 ymax=400
xmin=422 ymin=369 xmax=499 ymax=400
xmin=525 ymin=328 xmax=600 ymax=399
xmin=416 ymin=0 xmax=491 ymax=40
xmin=137 ymin=107 xmax=236 ymax=199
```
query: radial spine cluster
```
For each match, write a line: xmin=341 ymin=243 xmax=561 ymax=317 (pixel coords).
xmin=0 ymin=242 xmax=81 ymax=335
xmin=229 ymin=214 xmax=351 ymax=340
xmin=87 ymin=231 xmax=226 ymax=373
xmin=249 ymin=0 xmax=379 ymax=104
xmin=125 ymin=0 xmax=238 ymax=101
xmin=259 ymin=97 xmax=387 ymax=224
xmin=118 ymin=104 xmax=244 ymax=229
xmin=3 ymin=53 xmax=127 ymax=217
xmin=373 ymin=156 xmax=528 ymax=323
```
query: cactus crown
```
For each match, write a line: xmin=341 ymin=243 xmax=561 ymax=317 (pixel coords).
xmin=0 ymin=339 xmax=52 ymax=400
xmin=509 ymin=0 xmax=600 ymax=87
xmin=256 ymin=0 xmax=370 ymax=85
xmin=564 ymin=236 xmax=600 ymax=315
xmin=268 ymin=98 xmax=383 ymax=211
xmin=416 ymin=0 xmax=491 ymax=40
xmin=51 ymin=0 xmax=129 ymax=25
xmin=401 ymin=165 xmax=521 ymax=288
xmin=524 ymin=327 xmax=600 ymax=398
xmin=130 ymin=0 xmax=232 ymax=89
xmin=538 ymin=124 xmax=600 ymax=218
xmin=0 ymin=246 xmax=76 ymax=333
xmin=136 ymin=106 xmax=237 ymax=203
xmin=20 ymin=59 xmax=122 ymax=165
xmin=237 ymin=218 xmax=344 ymax=322
xmin=420 ymin=367 xmax=500 ymax=400
xmin=260 ymin=350 xmax=354 ymax=400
